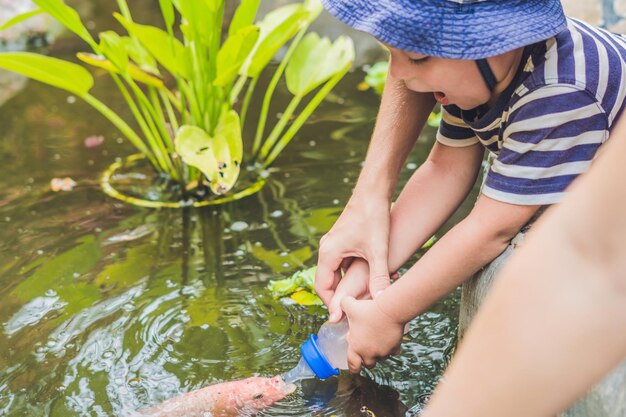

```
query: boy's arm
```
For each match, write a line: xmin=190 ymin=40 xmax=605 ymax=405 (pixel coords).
xmin=341 ymin=194 xmax=540 ymax=371
xmin=327 ymin=140 xmax=484 ymax=320
xmin=315 ymin=75 xmax=436 ymax=306
xmin=422 ymin=120 xmax=626 ymax=417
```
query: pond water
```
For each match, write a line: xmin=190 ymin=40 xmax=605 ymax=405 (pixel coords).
xmin=0 ymin=2 xmax=479 ymax=416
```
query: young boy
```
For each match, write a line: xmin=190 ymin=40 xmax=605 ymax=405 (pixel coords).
xmin=313 ymin=0 xmax=626 ymax=372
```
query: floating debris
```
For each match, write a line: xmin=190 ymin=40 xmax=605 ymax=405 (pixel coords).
xmin=50 ymin=177 xmax=76 ymax=192
xmin=230 ymin=221 xmax=249 ymax=232
xmin=84 ymin=135 xmax=104 ymax=148
xmin=105 ymin=224 xmax=155 ymax=244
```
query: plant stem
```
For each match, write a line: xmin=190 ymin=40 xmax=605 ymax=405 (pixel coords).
xmin=115 ymin=0 xmax=133 ymax=21
xmin=259 ymin=95 xmax=302 ymax=160
xmin=252 ymin=26 xmax=308 ymax=155
xmin=263 ymin=68 xmax=349 ymax=166
xmin=230 ymin=75 xmax=247 ymax=105
xmin=80 ymin=93 xmax=157 ymax=167
xmin=240 ymin=77 xmax=257 ymax=131
xmin=110 ymin=75 xmax=169 ymax=173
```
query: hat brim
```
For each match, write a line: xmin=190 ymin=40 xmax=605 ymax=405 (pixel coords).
xmin=320 ymin=0 xmax=567 ymax=59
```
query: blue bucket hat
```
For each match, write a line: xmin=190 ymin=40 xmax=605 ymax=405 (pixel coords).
xmin=320 ymin=0 xmax=567 ymax=60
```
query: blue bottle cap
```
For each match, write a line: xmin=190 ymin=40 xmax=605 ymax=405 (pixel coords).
xmin=300 ymin=334 xmax=340 ymax=380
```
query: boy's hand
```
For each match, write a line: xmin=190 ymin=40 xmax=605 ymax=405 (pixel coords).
xmin=341 ymin=295 xmax=404 ymax=373
xmin=327 ymin=259 xmax=370 ymax=322
xmin=315 ymin=195 xmax=392 ymax=308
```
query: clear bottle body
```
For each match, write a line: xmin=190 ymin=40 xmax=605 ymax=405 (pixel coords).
xmin=315 ymin=318 xmax=349 ymax=370
xmin=282 ymin=318 xmax=349 ymax=382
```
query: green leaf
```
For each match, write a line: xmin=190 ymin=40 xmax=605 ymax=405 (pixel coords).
xmin=175 ymin=110 xmax=243 ymax=194
xmin=228 ymin=0 xmax=260 ymax=36
xmin=77 ymin=53 xmax=163 ymax=88
xmin=286 ymin=34 xmax=355 ymax=96
xmin=175 ymin=125 xmax=219 ymax=188
xmin=120 ymin=36 xmax=159 ymax=75
xmin=210 ymin=109 xmax=243 ymax=194
xmin=99 ymin=31 xmax=128 ymax=74
xmin=114 ymin=13 xmax=190 ymax=79
xmin=0 ymin=52 xmax=93 ymax=95
xmin=32 ymin=0 xmax=96 ymax=48
xmin=0 ymin=8 xmax=43 ymax=31
xmin=175 ymin=0 xmax=221 ymax=47
xmin=267 ymin=277 xmax=300 ymax=298
xmin=427 ymin=110 xmax=442 ymax=128
xmin=364 ymin=60 xmax=389 ymax=95
xmin=241 ymin=4 xmax=309 ymax=79
xmin=290 ymin=290 xmax=322 ymax=306
xmin=215 ymin=25 xmax=260 ymax=87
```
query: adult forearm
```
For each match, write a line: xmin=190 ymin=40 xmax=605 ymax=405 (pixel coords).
xmin=353 ymin=76 xmax=435 ymax=201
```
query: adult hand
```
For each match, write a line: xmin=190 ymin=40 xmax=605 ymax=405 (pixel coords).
xmin=341 ymin=295 xmax=404 ymax=373
xmin=314 ymin=195 xmax=392 ymax=309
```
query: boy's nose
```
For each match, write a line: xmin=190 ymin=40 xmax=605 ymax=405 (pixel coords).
xmin=388 ymin=54 xmax=414 ymax=82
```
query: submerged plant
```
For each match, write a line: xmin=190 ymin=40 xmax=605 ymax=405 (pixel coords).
xmin=0 ymin=0 xmax=354 ymax=201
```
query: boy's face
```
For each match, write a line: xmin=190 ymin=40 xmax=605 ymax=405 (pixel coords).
xmin=385 ymin=45 xmax=491 ymax=110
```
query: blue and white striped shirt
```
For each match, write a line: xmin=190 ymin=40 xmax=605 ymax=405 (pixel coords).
xmin=437 ymin=18 xmax=626 ymax=205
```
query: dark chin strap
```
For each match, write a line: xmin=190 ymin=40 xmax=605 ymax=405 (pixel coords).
xmin=475 ymin=58 xmax=497 ymax=91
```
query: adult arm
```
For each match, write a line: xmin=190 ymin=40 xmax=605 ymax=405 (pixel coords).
xmin=315 ymin=74 xmax=436 ymax=306
xmin=422 ymin=119 xmax=626 ymax=417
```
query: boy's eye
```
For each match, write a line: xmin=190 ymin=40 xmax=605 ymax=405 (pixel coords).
xmin=408 ymin=56 xmax=429 ymax=65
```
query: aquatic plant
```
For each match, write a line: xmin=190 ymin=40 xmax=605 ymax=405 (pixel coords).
xmin=0 ymin=0 xmax=354 ymax=202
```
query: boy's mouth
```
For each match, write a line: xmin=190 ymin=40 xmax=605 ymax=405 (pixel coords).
xmin=434 ymin=91 xmax=449 ymax=105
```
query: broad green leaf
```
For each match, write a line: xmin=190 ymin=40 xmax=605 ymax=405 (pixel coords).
xmin=241 ymin=4 xmax=309 ymax=78
xmin=175 ymin=0 xmax=221 ymax=46
xmin=228 ymin=0 xmax=260 ymax=36
xmin=175 ymin=125 xmax=219 ymax=188
xmin=267 ymin=265 xmax=316 ymax=297
xmin=0 ymin=9 xmax=43 ymax=31
xmin=0 ymin=52 xmax=93 ymax=95
xmin=290 ymin=290 xmax=322 ymax=306
xmin=32 ymin=0 xmax=96 ymax=48
xmin=286 ymin=34 xmax=355 ymax=96
xmin=114 ymin=13 xmax=190 ymax=79
xmin=99 ymin=31 xmax=128 ymax=74
xmin=210 ymin=109 xmax=243 ymax=194
xmin=175 ymin=110 xmax=242 ymax=194
xmin=77 ymin=53 xmax=163 ymax=88
xmin=215 ymin=25 xmax=259 ymax=87
xmin=267 ymin=277 xmax=300 ymax=298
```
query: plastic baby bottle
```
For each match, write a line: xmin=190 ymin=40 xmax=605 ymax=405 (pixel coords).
xmin=282 ymin=318 xmax=349 ymax=382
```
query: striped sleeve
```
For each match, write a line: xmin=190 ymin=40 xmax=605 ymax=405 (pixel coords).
xmin=436 ymin=105 xmax=479 ymax=147
xmin=483 ymin=84 xmax=609 ymax=205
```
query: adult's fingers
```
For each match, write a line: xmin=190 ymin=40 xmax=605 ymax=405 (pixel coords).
xmin=314 ymin=253 xmax=343 ymax=306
